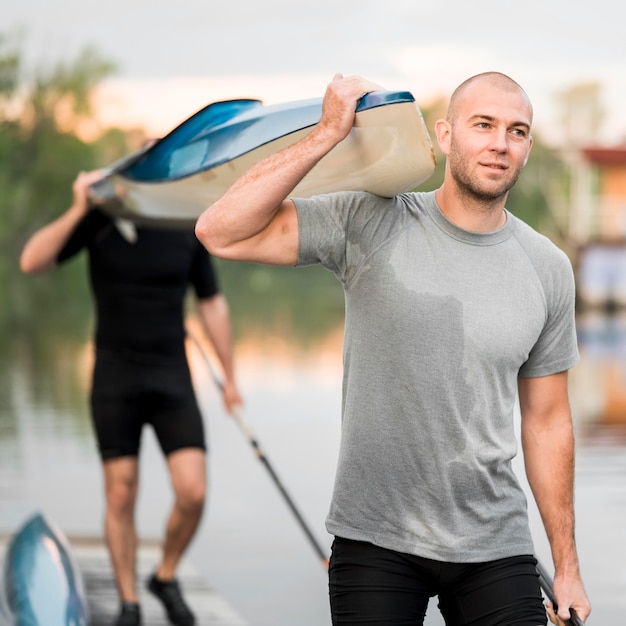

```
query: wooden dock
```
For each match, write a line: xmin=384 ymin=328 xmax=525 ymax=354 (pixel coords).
xmin=1 ymin=534 xmax=248 ymax=626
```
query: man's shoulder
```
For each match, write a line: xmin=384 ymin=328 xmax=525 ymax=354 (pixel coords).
xmin=509 ymin=215 xmax=574 ymax=283
xmin=510 ymin=214 xmax=568 ymax=256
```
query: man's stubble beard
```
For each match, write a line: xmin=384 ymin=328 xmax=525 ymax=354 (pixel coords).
xmin=447 ymin=143 xmax=522 ymax=206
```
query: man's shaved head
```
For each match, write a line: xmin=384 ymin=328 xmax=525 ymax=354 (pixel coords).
xmin=446 ymin=72 xmax=533 ymax=125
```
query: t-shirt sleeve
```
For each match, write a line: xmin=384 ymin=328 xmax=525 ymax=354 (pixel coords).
xmin=518 ymin=248 xmax=580 ymax=377
xmin=295 ymin=191 xmax=399 ymax=285
xmin=189 ymin=237 xmax=219 ymax=299
xmin=56 ymin=208 xmax=111 ymax=264
xmin=295 ymin=193 xmax=352 ymax=279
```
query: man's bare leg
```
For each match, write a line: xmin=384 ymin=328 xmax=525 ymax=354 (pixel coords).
xmin=103 ymin=456 xmax=140 ymax=602
xmin=156 ymin=447 xmax=206 ymax=579
xmin=147 ymin=448 xmax=206 ymax=625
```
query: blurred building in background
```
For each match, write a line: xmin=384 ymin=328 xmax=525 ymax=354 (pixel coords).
xmin=575 ymin=147 xmax=626 ymax=310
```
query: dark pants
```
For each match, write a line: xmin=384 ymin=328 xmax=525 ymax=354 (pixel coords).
xmin=328 ymin=537 xmax=547 ymax=625
xmin=91 ymin=349 xmax=206 ymax=460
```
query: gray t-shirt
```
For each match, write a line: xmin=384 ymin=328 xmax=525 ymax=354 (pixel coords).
xmin=295 ymin=189 xmax=579 ymax=562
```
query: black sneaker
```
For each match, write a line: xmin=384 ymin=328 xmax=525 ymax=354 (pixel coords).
xmin=147 ymin=573 xmax=196 ymax=626
xmin=114 ymin=602 xmax=142 ymax=626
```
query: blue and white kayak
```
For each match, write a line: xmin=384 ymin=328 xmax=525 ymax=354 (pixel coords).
xmin=0 ymin=512 xmax=89 ymax=625
xmin=92 ymin=90 xmax=436 ymax=227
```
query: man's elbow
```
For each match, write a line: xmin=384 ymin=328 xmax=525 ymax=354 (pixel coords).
xmin=195 ymin=214 xmax=216 ymax=250
xmin=19 ymin=251 xmax=43 ymax=275
xmin=19 ymin=253 xmax=32 ymax=274
xmin=194 ymin=217 xmax=210 ymax=249
xmin=195 ymin=214 xmax=231 ymax=260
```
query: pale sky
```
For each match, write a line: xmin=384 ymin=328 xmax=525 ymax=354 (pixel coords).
xmin=5 ymin=0 xmax=626 ymax=145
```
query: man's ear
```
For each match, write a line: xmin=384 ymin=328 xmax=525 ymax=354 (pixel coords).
xmin=434 ymin=118 xmax=451 ymax=156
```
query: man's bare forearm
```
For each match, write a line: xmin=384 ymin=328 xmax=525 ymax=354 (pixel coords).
xmin=195 ymin=74 xmax=383 ymax=265
xmin=523 ymin=412 xmax=578 ymax=571
xmin=519 ymin=373 xmax=590 ymax=622
xmin=194 ymin=123 xmax=340 ymax=264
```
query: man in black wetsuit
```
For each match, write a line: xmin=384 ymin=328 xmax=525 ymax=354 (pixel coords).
xmin=20 ymin=169 xmax=242 ymax=626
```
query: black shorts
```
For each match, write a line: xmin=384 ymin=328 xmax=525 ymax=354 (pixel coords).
xmin=328 ymin=537 xmax=547 ymax=626
xmin=90 ymin=350 xmax=206 ymax=461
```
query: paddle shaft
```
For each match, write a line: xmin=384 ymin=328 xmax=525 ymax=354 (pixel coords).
xmin=188 ymin=333 xmax=329 ymax=569
xmin=231 ymin=405 xmax=330 ymax=568
xmin=536 ymin=560 xmax=584 ymax=626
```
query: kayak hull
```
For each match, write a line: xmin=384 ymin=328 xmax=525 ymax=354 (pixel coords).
xmin=93 ymin=91 xmax=436 ymax=228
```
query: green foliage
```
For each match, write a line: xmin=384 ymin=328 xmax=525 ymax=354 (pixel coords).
xmin=506 ymin=141 xmax=570 ymax=239
xmin=44 ymin=46 xmax=116 ymax=118
xmin=0 ymin=33 xmax=19 ymax=98
xmin=0 ymin=32 xmax=130 ymax=368
xmin=1 ymin=40 xmax=118 ymax=247
xmin=211 ymin=259 xmax=345 ymax=349
xmin=0 ymin=32 xmax=125 ymax=431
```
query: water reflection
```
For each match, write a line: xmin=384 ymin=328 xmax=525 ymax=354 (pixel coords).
xmin=573 ymin=311 xmax=626 ymax=443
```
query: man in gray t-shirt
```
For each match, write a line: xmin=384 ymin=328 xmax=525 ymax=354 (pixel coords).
xmin=196 ymin=72 xmax=590 ymax=625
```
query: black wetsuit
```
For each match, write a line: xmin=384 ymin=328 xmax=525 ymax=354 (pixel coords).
xmin=57 ymin=209 xmax=219 ymax=460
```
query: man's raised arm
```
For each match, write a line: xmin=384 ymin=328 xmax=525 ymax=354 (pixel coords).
xmin=194 ymin=74 xmax=382 ymax=266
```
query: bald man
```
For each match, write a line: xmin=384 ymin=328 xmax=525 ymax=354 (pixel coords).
xmin=195 ymin=72 xmax=590 ymax=626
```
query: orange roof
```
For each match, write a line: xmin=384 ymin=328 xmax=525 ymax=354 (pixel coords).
xmin=583 ymin=147 xmax=626 ymax=165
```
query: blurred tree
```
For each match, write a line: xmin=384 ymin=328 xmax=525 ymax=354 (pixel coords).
xmin=1 ymin=36 xmax=117 ymax=251
xmin=0 ymin=31 xmax=132 ymax=382
xmin=507 ymin=139 xmax=573 ymax=250
xmin=0 ymin=33 xmax=19 ymax=98
xmin=557 ymin=82 xmax=605 ymax=148
xmin=210 ymin=259 xmax=346 ymax=352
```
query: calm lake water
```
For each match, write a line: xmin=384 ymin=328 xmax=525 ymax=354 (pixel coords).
xmin=1 ymin=315 xmax=625 ymax=625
